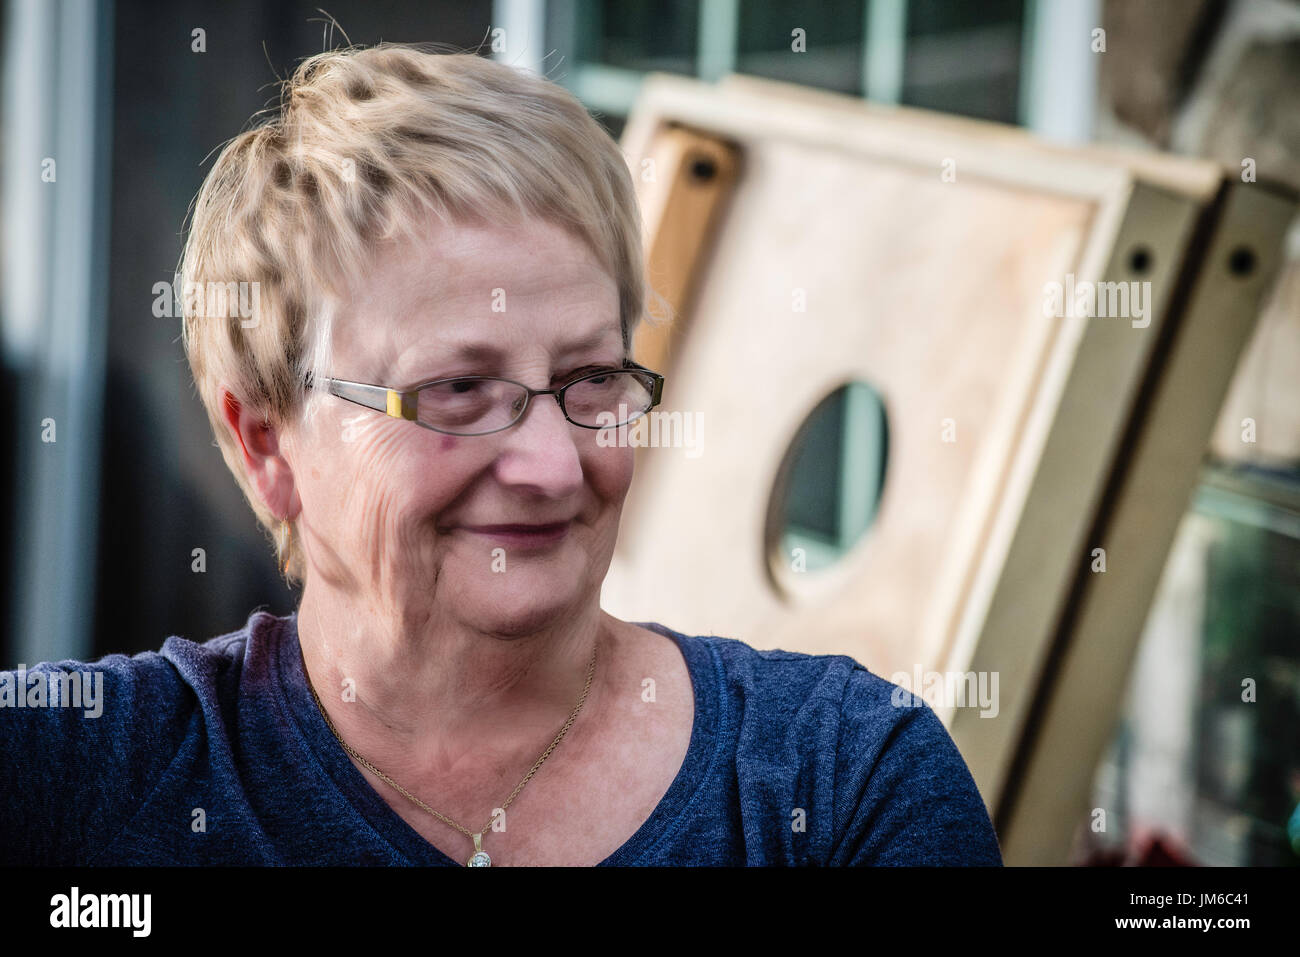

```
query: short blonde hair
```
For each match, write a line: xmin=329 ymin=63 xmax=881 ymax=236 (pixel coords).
xmin=178 ymin=42 xmax=656 ymax=584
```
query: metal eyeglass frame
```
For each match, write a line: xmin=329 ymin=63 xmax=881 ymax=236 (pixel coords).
xmin=304 ymin=358 xmax=665 ymax=437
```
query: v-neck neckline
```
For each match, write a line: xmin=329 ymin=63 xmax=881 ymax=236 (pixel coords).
xmin=273 ymin=612 xmax=721 ymax=866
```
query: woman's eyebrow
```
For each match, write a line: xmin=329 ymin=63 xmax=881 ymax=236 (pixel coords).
xmin=438 ymin=340 xmax=499 ymax=363
xmin=435 ymin=327 xmax=619 ymax=363
xmin=394 ymin=332 xmax=620 ymax=387
xmin=555 ymin=326 xmax=620 ymax=357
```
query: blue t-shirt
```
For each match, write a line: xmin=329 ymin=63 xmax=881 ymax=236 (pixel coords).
xmin=0 ymin=610 xmax=1002 ymax=865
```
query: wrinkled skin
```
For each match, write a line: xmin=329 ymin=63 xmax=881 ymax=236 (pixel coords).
xmin=221 ymin=213 xmax=637 ymax=771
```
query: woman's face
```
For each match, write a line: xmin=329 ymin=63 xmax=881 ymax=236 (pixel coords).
xmin=283 ymin=215 xmax=634 ymax=638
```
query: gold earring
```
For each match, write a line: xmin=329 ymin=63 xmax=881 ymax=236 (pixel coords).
xmin=279 ymin=519 xmax=292 ymax=576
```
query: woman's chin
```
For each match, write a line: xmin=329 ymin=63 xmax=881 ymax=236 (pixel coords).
xmin=459 ymin=580 xmax=582 ymax=637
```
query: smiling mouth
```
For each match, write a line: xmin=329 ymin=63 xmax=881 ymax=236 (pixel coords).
xmin=460 ymin=522 xmax=572 ymax=546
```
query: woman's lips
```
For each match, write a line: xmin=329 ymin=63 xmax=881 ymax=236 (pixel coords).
xmin=460 ymin=522 xmax=572 ymax=547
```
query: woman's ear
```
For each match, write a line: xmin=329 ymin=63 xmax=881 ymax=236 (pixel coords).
xmin=219 ymin=383 xmax=299 ymax=520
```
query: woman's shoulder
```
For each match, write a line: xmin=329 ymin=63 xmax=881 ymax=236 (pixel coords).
xmin=0 ymin=608 xmax=292 ymax=864
xmin=154 ymin=607 xmax=287 ymax=686
xmin=634 ymin=620 xmax=936 ymax=775
xmin=0 ymin=608 xmax=285 ymax=751
xmin=637 ymin=621 xmax=1001 ymax=863
xmin=635 ymin=620 xmax=903 ymax=722
xmin=663 ymin=626 xmax=980 ymax=779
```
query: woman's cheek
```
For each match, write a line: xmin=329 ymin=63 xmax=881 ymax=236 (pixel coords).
xmin=596 ymin=443 xmax=636 ymax=500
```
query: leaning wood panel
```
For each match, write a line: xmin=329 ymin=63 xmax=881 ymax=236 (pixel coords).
xmin=610 ymin=74 xmax=1174 ymax=672
xmin=991 ymin=183 xmax=1297 ymax=864
xmin=604 ymin=73 xmax=1288 ymax=861
xmin=943 ymin=180 xmax=1203 ymax=831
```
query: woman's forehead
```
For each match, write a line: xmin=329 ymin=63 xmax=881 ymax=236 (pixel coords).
xmin=341 ymin=280 xmax=620 ymax=348
xmin=343 ymin=224 xmax=616 ymax=325
xmin=331 ymin=217 xmax=621 ymax=375
xmin=336 ymin=301 xmax=623 ymax=383
xmin=363 ymin=216 xmax=607 ymax=293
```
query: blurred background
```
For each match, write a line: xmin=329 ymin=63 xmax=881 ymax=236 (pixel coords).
xmin=1 ymin=0 xmax=1297 ymax=866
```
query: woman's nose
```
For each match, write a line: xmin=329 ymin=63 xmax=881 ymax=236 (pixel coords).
xmin=491 ymin=392 xmax=585 ymax=494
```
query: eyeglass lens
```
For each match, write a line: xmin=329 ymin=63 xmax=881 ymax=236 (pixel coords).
xmin=416 ymin=370 xmax=654 ymax=435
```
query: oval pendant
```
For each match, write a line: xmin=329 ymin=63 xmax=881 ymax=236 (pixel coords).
xmin=466 ymin=833 xmax=491 ymax=867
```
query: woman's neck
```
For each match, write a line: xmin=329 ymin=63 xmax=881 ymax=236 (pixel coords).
xmin=294 ymin=580 xmax=611 ymax=786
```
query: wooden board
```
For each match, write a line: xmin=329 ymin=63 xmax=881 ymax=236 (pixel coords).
xmin=603 ymin=72 xmax=1294 ymax=863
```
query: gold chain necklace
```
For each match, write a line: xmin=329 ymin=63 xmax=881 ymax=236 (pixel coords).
xmin=305 ymin=643 xmax=597 ymax=867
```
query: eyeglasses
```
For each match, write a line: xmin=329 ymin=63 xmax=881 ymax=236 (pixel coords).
xmin=306 ymin=358 xmax=665 ymax=437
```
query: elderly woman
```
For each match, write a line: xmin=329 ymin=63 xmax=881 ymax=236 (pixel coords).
xmin=1 ymin=44 xmax=1000 ymax=867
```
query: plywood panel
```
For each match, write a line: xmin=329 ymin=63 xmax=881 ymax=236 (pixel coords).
xmin=602 ymin=72 xmax=1292 ymax=863
xmin=606 ymin=75 xmax=1151 ymax=686
xmin=990 ymin=182 xmax=1297 ymax=864
xmin=609 ymin=131 xmax=1095 ymax=677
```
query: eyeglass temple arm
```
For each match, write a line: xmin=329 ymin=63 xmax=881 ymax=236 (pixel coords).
xmin=623 ymin=359 xmax=664 ymax=407
xmin=314 ymin=378 xmax=418 ymax=421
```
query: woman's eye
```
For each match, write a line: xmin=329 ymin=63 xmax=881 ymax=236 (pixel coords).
xmin=567 ymin=365 xmax=612 ymax=380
